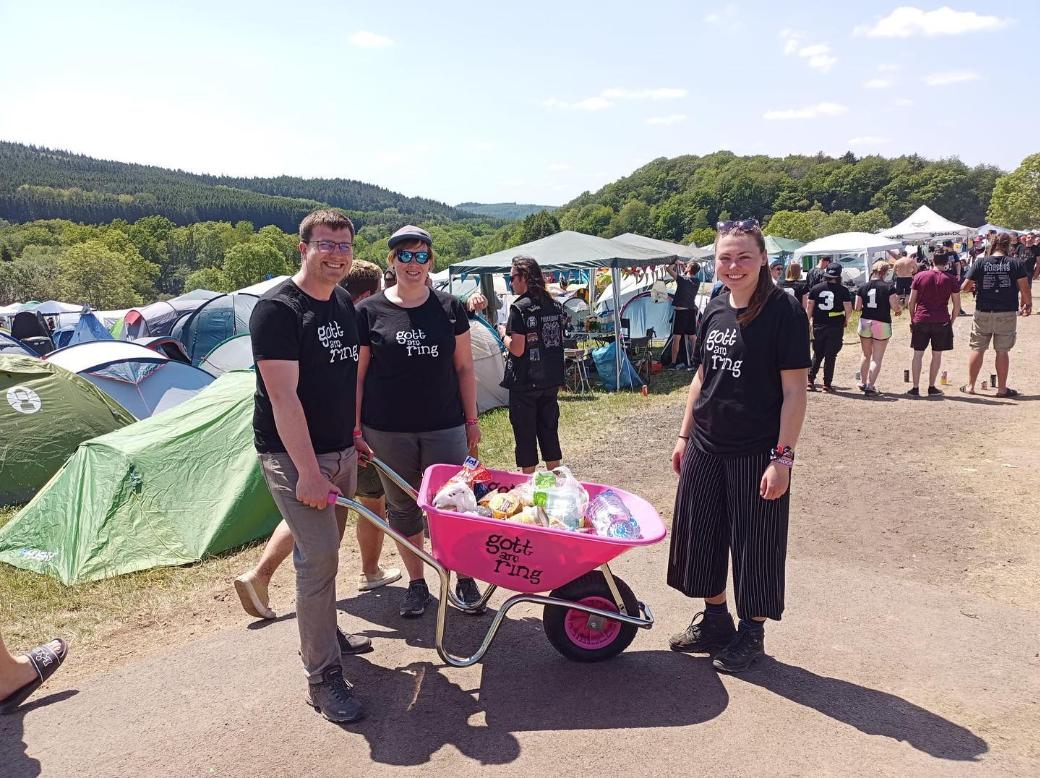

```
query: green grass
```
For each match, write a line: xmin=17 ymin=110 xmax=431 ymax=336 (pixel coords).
xmin=0 ymin=374 xmax=692 ymax=653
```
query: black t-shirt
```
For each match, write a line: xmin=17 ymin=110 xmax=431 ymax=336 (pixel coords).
xmin=690 ymin=290 xmax=811 ymax=456
xmin=251 ymin=280 xmax=359 ymax=454
xmin=965 ymin=255 xmax=1027 ymax=312
xmin=857 ymin=279 xmax=895 ymax=323
xmin=805 ymin=267 xmax=826 ymax=289
xmin=356 ymin=289 xmax=470 ymax=432
xmin=502 ymin=293 xmax=567 ymax=391
xmin=672 ymin=274 xmax=698 ymax=309
xmin=1016 ymin=245 xmax=1037 ymax=275
xmin=779 ymin=279 xmax=808 ymax=306
xmin=807 ymin=281 xmax=853 ymax=327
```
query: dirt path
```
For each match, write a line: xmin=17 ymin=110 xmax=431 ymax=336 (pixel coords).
xmin=3 ymin=314 xmax=1039 ymax=776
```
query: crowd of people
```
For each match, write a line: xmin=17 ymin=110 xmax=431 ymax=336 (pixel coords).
xmin=2 ymin=211 xmax=1034 ymax=726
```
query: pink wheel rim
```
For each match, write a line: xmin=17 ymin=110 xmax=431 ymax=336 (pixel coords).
xmin=563 ymin=595 xmax=622 ymax=650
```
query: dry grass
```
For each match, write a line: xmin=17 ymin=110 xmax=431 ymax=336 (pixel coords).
xmin=0 ymin=371 xmax=692 ymax=655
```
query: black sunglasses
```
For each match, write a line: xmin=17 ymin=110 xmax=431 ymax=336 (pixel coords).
xmin=717 ymin=218 xmax=761 ymax=233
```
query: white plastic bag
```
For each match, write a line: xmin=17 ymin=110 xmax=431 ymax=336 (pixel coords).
xmin=432 ymin=481 xmax=479 ymax=513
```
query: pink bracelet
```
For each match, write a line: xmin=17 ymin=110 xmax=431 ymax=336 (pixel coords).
xmin=465 ymin=419 xmax=479 ymax=427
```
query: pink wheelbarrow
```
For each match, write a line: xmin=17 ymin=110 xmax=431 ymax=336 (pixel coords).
xmin=332 ymin=460 xmax=667 ymax=667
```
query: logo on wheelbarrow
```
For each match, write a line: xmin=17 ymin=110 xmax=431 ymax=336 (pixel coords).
xmin=486 ymin=533 xmax=543 ymax=586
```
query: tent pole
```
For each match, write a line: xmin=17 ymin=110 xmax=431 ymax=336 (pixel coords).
xmin=611 ymin=266 xmax=623 ymax=392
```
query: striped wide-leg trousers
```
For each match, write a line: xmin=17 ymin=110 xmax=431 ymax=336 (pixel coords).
xmin=666 ymin=442 xmax=790 ymax=621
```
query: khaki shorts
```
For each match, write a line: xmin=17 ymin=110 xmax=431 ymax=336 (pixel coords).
xmin=969 ymin=311 xmax=1017 ymax=352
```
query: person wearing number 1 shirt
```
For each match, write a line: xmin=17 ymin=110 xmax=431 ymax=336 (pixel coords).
xmin=355 ymin=225 xmax=484 ymax=620
xmin=854 ymin=260 xmax=902 ymax=395
xmin=667 ymin=220 xmax=810 ymax=673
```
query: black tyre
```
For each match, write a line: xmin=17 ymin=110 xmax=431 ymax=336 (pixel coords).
xmin=542 ymin=571 xmax=640 ymax=662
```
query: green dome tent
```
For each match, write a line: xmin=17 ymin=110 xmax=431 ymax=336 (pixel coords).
xmin=0 ymin=371 xmax=280 ymax=584
xmin=1 ymin=355 xmax=135 ymax=505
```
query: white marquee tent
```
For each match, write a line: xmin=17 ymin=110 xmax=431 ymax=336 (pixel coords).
xmin=880 ymin=205 xmax=974 ymax=241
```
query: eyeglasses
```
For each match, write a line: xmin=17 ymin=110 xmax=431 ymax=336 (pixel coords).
xmin=717 ymin=218 xmax=761 ymax=233
xmin=306 ymin=240 xmax=353 ymax=253
xmin=397 ymin=250 xmax=430 ymax=264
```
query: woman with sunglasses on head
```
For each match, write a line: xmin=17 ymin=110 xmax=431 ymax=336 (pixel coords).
xmin=355 ymin=225 xmax=483 ymax=618
xmin=502 ymin=255 xmax=569 ymax=473
xmin=667 ymin=219 xmax=810 ymax=673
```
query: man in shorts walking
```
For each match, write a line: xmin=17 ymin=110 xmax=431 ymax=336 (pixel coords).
xmin=248 ymin=209 xmax=370 ymax=723
xmin=893 ymin=250 xmax=918 ymax=305
xmin=666 ymin=259 xmax=699 ymax=368
xmin=907 ymin=250 xmax=961 ymax=397
xmin=960 ymin=233 xmax=1032 ymax=396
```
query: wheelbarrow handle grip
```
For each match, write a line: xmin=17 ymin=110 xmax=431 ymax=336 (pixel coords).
xmin=327 ymin=491 xmax=339 ymax=507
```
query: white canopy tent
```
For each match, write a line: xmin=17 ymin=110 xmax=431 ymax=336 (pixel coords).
xmin=794 ymin=232 xmax=903 ymax=286
xmin=235 ymin=276 xmax=290 ymax=296
xmin=448 ymin=231 xmax=679 ymax=389
xmin=881 ymin=205 xmax=974 ymax=241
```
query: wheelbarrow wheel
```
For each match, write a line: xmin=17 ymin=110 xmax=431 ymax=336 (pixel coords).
xmin=543 ymin=571 xmax=639 ymax=662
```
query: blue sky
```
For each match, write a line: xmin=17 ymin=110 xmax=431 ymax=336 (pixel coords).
xmin=0 ymin=1 xmax=1034 ymax=206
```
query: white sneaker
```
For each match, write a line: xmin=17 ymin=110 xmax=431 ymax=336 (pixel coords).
xmin=358 ymin=566 xmax=402 ymax=592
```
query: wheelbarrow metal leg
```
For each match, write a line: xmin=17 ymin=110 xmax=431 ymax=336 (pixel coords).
xmin=600 ymin=563 xmax=630 ymax=616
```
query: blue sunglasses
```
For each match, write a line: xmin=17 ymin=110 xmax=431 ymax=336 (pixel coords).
xmin=397 ymin=250 xmax=431 ymax=264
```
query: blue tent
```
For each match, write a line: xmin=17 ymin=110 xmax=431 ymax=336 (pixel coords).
xmin=69 ymin=310 xmax=114 ymax=346
xmin=170 ymin=293 xmax=258 ymax=365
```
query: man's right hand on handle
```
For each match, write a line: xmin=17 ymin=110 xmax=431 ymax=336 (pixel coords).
xmin=296 ymin=470 xmax=340 ymax=510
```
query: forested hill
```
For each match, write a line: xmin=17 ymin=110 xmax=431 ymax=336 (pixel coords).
xmin=456 ymin=202 xmax=558 ymax=220
xmin=556 ymin=151 xmax=1003 ymax=243
xmin=0 ymin=142 xmax=466 ymax=231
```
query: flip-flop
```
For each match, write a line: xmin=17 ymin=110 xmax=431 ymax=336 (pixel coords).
xmin=996 ymin=388 xmax=1020 ymax=398
xmin=959 ymin=385 xmax=975 ymax=395
xmin=0 ymin=638 xmax=68 ymax=714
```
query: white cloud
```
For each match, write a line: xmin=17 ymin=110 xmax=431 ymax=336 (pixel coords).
xmin=779 ymin=30 xmax=837 ymax=73
xmin=924 ymin=70 xmax=981 ymax=86
xmin=763 ymin=102 xmax=848 ymax=120
xmin=546 ymin=162 xmax=571 ymax=172
xmin=349 ymin=30 xmax=393 ymax=48
xmin=877 ymin=63 xmax=900 ymax=72
xmin=856 ymin=6 xmax=1011 ymax=38
xmin=602 ymin=87 xmax=687 ymax=100
xmin=645 ymin=114 xmax=687 ymax=126
xmin=704 ymin=4 xmax=740 ymax=27
xmin=864 ymin=78 xmax=894 ymax=89
xmin=849 ymin=136 xmax=891 ymax=146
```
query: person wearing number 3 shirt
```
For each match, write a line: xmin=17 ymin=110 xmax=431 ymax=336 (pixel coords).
xmin=805 ymin=265 xmax=854 ymax=392
xmin=355 ymin=225 xmax=484 ymax=620
xmin=667 ymin=220 xmax=810 ymax=673
xmin=854 ymin=260 xmax=902 ymax=395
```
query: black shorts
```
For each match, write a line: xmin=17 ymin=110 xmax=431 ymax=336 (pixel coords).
xmin=910 ymin=321 xmax=954 ymax=352
xmin=894 ymin=277 xmax=912 ymax=295
xmin=672 ymin=308 xmax=697 ymax=336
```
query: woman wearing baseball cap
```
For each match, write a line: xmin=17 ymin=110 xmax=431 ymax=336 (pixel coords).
xmin=355 ymin=225 xmax=484 ymax=617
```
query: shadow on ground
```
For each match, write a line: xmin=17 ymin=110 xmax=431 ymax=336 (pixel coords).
xmin=0 ymin=689 xmax=80 ymax=778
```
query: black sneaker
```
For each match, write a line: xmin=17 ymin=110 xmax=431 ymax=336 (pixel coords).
xmin=906 ymin=387 xmax=920 ymax=397
xmin=927 ymin=385 xmax=943 ymax=396
xmin=455 ymin=577 xmax=484 ymax=612
xmin=305 ymin=667 xmax=364 ymax=723
xmin=336 ymin=628 xmax=373 ymax=655
xmin=400 ymin=579 xmax=432 ymax=618
xmin=668 ymin=610 xmax=736 ymax=653
xmin=712 ymin=626 xmax=765 ymax=673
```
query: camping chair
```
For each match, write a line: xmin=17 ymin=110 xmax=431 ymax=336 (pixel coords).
xmin=563 ymin=345 xmax=593 ymax=394
xmin=624 ymin=332 xmax=654 ymax=386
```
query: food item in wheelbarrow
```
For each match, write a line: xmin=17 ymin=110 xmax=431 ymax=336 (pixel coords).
xmin=585 ymin=490 xmax=642 ymax=539
xmin=482 ymin=490 xmax=522 ymax=519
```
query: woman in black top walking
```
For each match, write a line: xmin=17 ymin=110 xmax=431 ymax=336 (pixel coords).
xmin=502 ymin=255 xmax=568 ymax=472
xmin=855 ymin=260 xmax=901 ymax=395
xmin=667 ymin=219 xmax=810 ymax=673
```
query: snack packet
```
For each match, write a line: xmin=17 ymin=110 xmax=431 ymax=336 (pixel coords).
xmin=485 ymin=491 xmax=522 ymax=519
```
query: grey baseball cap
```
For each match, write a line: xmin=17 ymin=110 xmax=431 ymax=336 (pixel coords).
xmin=388 ymin=225 xmax=432 ymax=250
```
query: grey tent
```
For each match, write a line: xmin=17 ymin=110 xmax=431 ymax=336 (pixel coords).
xmin=46 ymin=340 xmax=214 ymax=419
xmin=199 ymin=334 xmax=254 ymax=377
xmin=170 ymin=293 xmax=258 ymax=365
xmin=449 ymin=231 xmax=679 ymax=389
xmin=0 ymin=331 xmax=36 ymax=357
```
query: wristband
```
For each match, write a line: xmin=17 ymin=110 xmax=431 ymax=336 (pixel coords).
xmin=769 ymin=445 xmax=794 ymax=467
xmin=465 ymin=418 xmax=479 ymax=427
xmin=353 ymin=428 xmax=363 ymax=439
xmin=677 ymin=435 xmax=689 ymax=441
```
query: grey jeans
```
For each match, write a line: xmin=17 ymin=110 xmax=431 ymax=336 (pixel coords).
xmin=258 ymin=447 xmax=357 ymax=681
xmin=362 ymin=425 xmax=468 ymax=536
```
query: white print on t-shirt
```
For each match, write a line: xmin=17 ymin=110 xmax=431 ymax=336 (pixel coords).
xmin=318 ymin=321 xmax=359 ymax=364
xmin=396 ymin=328 xmax=439 ymax=357
xmin=817 ymin=290 xmax=835 ymax=311
xmin=703 ymin=326 xmax=742 ymax=378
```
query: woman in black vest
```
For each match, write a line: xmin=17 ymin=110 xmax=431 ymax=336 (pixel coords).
xmin=502 ymin=255 xmax=568 ymax=473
